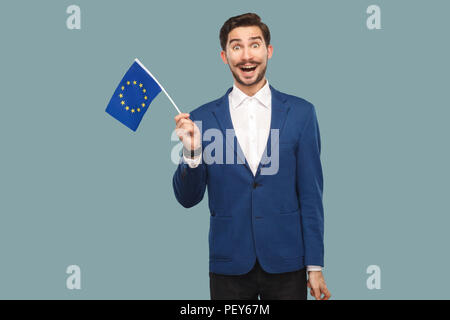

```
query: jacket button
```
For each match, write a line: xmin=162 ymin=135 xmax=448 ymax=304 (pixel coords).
xmin=253 ymin=182 xmax=261 ymax=189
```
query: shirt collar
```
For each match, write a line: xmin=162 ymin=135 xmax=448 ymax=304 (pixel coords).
xmin=229 ymin=80 xmax=271 ymax=109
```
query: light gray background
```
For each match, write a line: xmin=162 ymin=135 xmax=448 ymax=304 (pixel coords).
xmin=0 ymin=0 xmax=448 ymax=299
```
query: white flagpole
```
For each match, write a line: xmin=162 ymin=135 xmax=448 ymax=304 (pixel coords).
xmin=134 ymin=58 xmax=182 ymax=114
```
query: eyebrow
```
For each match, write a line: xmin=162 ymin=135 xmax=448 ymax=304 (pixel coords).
xmin=228 ymin=36 xmax=263 ymax=45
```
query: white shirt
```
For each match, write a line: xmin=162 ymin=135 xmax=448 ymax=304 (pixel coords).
xmin=183 ymin=80 xmax=322 ymax=272
xmin=229 ymin=80 xmax=271 ymax=176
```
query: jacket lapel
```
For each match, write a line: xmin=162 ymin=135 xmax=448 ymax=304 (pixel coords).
xmin=212 ymin=87 xmax=252 ymax=172
xmin=256 ymin=85 xmax=290 ymax=177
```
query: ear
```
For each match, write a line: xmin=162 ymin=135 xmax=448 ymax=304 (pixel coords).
xmin=267 ymin=44 xmax=274 ymax=60
xmin=220 ymin=50 xmax=228 ymax=64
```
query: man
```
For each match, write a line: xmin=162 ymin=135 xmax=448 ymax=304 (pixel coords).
xmin=173 ymin=13 xmax=330 ymax=300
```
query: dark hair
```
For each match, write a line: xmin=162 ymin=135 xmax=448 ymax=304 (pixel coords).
xmin=219 ymin=13 xmax=271 ymax=51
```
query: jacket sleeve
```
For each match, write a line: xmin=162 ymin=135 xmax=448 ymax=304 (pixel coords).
xmin=296 ymin=104 xmax=324 ymax=267
xmin=172 ymin=115 xmax=207 ymax=209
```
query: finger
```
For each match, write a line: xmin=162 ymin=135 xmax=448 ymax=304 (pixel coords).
xmin=179 ymin=124 xmax=194 ymax=136
xmin=313 ymin=286 xmax=321 ymax=300
xmin=176 ymin=119 xmax=193 ymax=131
xmin=183 ymin=123 xmax=195 ymax=136
xmin=174 ymin=113 xmax=190 ymax=122
xmin=178 ymin=118 xmax=193 ymax=128
xmin=174 ymin=113 xmax=190 ymax=123
xmin=175 ymin=118 xmax=191 ymax=129
xmin=175 ymin=127 xmax=191 ymax=140
xmin=175 ymin=118 xmax=187 ymax=129
xmin=175 ymin=127 xmax=192 ymax=140
xmin=322 ymin=287 xmax=331 ymax=300
xmin=175 ymin=127 xmax=188 ymax=137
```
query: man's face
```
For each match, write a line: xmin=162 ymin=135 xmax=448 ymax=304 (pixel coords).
xmin=221 ymin=26 xmax=273 ymax=87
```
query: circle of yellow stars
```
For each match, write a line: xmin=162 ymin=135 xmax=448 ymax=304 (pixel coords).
xmin=119 ymin=80 xmax=149 ymax=114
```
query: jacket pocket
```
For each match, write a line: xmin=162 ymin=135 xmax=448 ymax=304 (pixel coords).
xmin=209 ymin=215 xmax=233 ymax=261
xmin=210 ymin=207 xmax=232 ymax=218
xmin=279 ymin=206 xmax=300 ymax=214
xmin=275 ymin=209 xmax=304 ymax=259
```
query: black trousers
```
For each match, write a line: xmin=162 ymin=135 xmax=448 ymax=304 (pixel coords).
xmin=209 ymin=259 xmax=307 ymax=300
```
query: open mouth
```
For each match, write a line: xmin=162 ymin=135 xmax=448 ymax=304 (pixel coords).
xmin=239 ymin=65 xmax=257 ymax=73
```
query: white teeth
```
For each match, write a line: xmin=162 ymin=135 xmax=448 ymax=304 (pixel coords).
xmin=241 ymin=65 xmax=256 ymax=69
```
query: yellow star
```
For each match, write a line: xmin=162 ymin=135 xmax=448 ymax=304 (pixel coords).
xmin=127 ymin=81 xmax=130 ymax=85
xmin=121 ymin=86 xmax=125 ymax=90
xmin=141 ymin=103 xmax=145 ymax=107
xmin=131 ymin=109 xmax=135 ymax=113
xmin=142 ymin=89 xmax=146 ymax=93
xmin=137 ymin=108 xmax=140 ymax=112
xmin=133 ymin=80 xmax=137 ymax=85
xmin=121 ymin=101 xmax=125 ymax=105
xmin=144 ymin=96 xmax=147 ymax=100
xmin=125 ymin=106 xmax=129 ymax=110
xmin=139 ymin=83 xmax=143 ymax=88
xmin=119 ymin=93 xmax=123 ymax=98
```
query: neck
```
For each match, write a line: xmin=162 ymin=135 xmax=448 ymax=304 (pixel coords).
xmin=234 ymin=78 xmax=267 ymax=97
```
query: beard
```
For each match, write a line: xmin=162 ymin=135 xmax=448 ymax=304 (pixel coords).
xmin=230 ymin=61 xmax=267 ymax=87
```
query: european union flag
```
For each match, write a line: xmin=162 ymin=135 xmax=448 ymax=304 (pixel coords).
xmin=106 ymin=59 xmax=162 ymax=131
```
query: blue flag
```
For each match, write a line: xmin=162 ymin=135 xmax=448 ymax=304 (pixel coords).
xmin=106 ymin=59 xmax=162 ymax=131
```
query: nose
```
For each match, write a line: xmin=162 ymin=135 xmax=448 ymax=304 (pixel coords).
xmin=241 ymin=46 xmax=253 ymax=61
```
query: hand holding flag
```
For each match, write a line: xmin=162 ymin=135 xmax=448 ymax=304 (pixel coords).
xmin=174 ymin=113 xmax=202 ymax=152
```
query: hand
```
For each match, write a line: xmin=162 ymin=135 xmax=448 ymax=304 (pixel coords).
xmin=174 ymin=113 xmax=201 ymax=151
xmin=307 ymin=271 xmax=331 ymax=300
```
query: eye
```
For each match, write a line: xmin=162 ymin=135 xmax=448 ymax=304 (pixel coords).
xmin=233 ymin=45 xmax=241 ymax=50
xmin=252 ymin=43 xmax=260 ymax=48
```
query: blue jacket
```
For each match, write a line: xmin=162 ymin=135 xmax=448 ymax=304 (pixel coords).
xmin=173 ymin=85 xmax=324 ymax=275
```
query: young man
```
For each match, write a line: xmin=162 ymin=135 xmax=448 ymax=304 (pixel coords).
xmin=173 ymin=13 xmax=330 ymax=300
